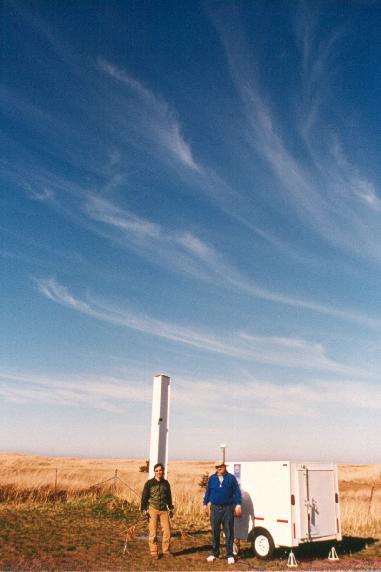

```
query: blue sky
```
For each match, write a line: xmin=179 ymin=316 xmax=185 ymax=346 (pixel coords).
xmin=1 ymin=1 xmax=381 ymax=462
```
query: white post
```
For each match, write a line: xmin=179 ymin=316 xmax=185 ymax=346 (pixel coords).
xmin=220 ymin=443 xmax=227 ymax=464
xmin=149 ymin=374 xmax=171 ymax=478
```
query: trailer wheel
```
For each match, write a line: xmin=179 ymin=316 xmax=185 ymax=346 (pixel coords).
xmin=253 ymin=529 xmax=275 ymax=559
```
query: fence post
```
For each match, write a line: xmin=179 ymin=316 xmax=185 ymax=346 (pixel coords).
xmin=113 ymin=469 xmax=118 ymax=495
xmin=368 ymin=483 xmax=375 ymax=515
xmin=54 ymin=468 xmax=58 ymax=495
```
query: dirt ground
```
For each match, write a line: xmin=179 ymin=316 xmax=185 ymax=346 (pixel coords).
xmin=0 ymin=501 xmax=380 ymax=571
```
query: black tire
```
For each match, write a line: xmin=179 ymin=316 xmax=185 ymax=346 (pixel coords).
xmin=253 ymin=529 xmax=275 ymax=559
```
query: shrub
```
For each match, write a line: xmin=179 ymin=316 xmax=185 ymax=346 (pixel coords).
xmin=139 ymin=460 xmax=149 ymax=473
xmin=198 ymin=472 xmax=209 ymax=489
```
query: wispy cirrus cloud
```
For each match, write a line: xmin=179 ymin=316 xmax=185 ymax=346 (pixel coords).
xmin=3 ymin=7 xmax=381 ymax=331
xmin=84 ymin=195 xmax=162 ymax=240
xmin=330 ymin=138 xmax=381 ymax=213
xmin=0 ymin=21 xmax=314 ymax=269
xmin=293 ymin=14 xmax=381 ymax=265
xmin=96 ymin=59 xmax=241 ymax=210
xmin=294 ymin=4 xmax=345 ymax=136
xmin=212 ymin=8 xmax=381 ymax=263
xmin=95 ymin=18 xmax=381 ymax=271
xmin=83 ymin=193 xmax=218 ymax=278
xmin=0 ymin=370 xmax=150 ymax=413
xmin=212 ymin=14 xmax=326 ymax=221
xmin=176 ymin=375 xmax=381 ymax=417
xmin=5 ymin=159 xmax=379 ymax=330
xmin=35 ymin=276 xmax=364 ymax=375
xmin=83 ymin=194 xmax=381 ymax=329
xmin=2 ymin=367 xmax=380 ymax=418
xmin=98 ymin=58 xmax=201 ymax=173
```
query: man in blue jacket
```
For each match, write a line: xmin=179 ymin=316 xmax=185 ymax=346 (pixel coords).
xmin=203 ymin=461 xmax=242 ymax=564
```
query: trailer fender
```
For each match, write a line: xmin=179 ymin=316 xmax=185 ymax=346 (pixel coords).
xmin=252 ymin=527 xmax=275 ymax=559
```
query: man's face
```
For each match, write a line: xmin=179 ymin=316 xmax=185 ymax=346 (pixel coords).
xmin=216 ymin=465 xmax=227 ymax=475
xmin=154 ymin=466 xmax=164 ymax=480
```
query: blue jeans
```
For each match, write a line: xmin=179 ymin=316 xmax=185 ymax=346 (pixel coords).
xmin=210 ymin=504 xmax=234 ymax=558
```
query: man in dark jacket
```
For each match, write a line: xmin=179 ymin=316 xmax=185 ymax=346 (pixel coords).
xmin=203 ymin=461 xmax=242 ymax=564
xmin=140 ymin=462 xmax=174 ymax=559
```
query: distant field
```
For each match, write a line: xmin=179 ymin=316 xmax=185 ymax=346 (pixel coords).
xmin=0 ymin=453 xmax=213 ymax=521
xmin=0 ymin=453 xmax=380 ymax=570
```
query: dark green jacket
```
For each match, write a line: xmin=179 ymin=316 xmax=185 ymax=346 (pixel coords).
xmin=140 ymin=477 xmax=174 ymax=511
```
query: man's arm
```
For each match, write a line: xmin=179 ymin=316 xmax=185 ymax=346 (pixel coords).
xmin=203 ymin=475 xmax=212 ymax=514
xmin=167 ymin=481 xmax=174 ymax=510
xmin=140 ymin=480 xmax=150 ymax=512
xmin=232 ymin=475 xmax=242 ymax=516
xmin=203 ymin=475 xmax=211 ymax=506
xmin=232 ymin=475 xmax=242 ymax=505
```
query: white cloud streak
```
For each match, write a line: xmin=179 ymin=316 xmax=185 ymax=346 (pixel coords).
xmin=82 ymin=194 xmax=218 ymax=279
xmin=0 ymin=370 xmax=150 ymax=413
xmin=1 ymin=369 xmax=380 ymax=419
xmin=175 ymin=375 xmax=381 ymax=418
xmin=98 ymin=58 xmax=201 ymax=173
xmin=4 ymin=10 xmax=381 ymax=333
xmin=5 ymin=160 xmax=379 ymax=329
xmin=83 ymin=194 xmax=381 ymax=329
xmin=213 ymin=9 xmax=381 ymax=263
xmin=35 ymin=277 xmax=364 ymax=376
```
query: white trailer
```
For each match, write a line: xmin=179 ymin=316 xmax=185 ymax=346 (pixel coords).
xmin=231 ymin=461 xmax=342 ymax=559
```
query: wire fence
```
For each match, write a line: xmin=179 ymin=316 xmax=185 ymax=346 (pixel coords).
xmin=0 ymin=467 xmax=146 ymax=503
xmin=88 ymin=469 xmax=140 ymax=498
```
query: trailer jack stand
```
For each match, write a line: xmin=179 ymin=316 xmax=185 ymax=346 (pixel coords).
xmin=328 ymin=547 xmax=339 ymax=561
xmin=287 ymin=551 xmax=298 ymax=568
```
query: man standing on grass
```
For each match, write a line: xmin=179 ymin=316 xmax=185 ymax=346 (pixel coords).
xmin=140 ymin=462 xmax=174 ymax=560
xmin=203 ymin=461 xmax=242 ymax=565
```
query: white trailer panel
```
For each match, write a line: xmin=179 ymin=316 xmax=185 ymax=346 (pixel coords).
xmin=296 ymin=465 xmax=339 ymax=540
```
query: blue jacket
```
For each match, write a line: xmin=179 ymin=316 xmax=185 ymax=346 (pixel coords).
xmin=203 ymin=472 xmax=241 ymax=506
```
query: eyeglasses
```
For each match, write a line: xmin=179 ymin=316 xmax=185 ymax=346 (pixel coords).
xmin=154 ymin=469 xmax=163 ymax=472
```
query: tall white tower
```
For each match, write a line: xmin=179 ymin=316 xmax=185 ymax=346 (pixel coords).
xmin=149 ymin=374 xmax=171 ymax=478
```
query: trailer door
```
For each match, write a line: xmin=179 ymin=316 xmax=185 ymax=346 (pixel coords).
xmin=298 ymin=468 xmax=337 ymax=540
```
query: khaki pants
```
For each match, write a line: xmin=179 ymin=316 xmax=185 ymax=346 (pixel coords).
xmin=148 ymin=507 xmax=171 ymax=556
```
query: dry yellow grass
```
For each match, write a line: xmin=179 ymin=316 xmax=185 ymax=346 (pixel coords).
xmin=1 ymin=453 xmax=380 ymax=536
xmin=338 ymin=464 xmax=381 ymax=537
xmin=0 ymin=452 xmax=212 ymax=491
xmin=0 ymin=452 xmax=211 ymax=524
xmin=339 ymin=463 xmax=381 ymax=483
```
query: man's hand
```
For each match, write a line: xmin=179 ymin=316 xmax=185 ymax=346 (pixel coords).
xmin=203 ymin=504 xmax=209 ymax=516
xmin=142 ymin=510 xmax=150 ymax=521
xmin=234 ymin=505 xmax=242 ymax=517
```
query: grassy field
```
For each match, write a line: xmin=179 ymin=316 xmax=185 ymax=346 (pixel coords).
xmin=0 ymin=453 xmax=380 ymax=570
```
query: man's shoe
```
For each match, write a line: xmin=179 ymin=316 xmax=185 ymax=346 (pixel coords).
xmin=227 ymin=556 xmax=235 ymax=564
xmin=151 ymin=554 xmax=160 ymax=560
xmin=206 ymin=555 xmax=217 ymax=562
xmin=163 ymin=553 xmax=174 ymax=558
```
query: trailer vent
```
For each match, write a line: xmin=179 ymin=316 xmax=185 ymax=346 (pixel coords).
xmin=291 ymin=494 xmax=295 ymax=505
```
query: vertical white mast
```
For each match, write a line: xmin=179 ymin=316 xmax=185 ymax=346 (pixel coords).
xmin=149 ymin=374 xmax=171 ymax=478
